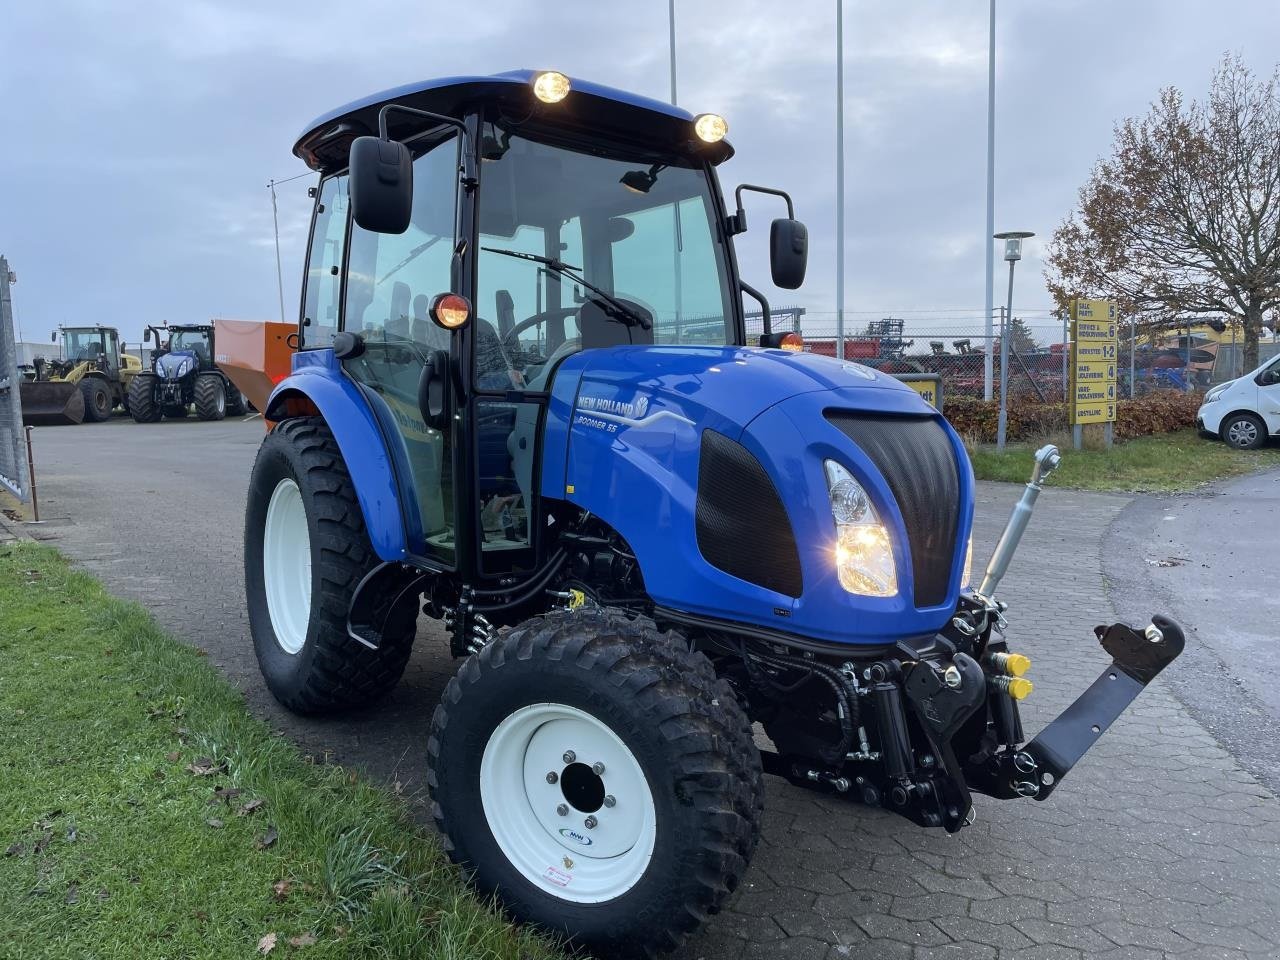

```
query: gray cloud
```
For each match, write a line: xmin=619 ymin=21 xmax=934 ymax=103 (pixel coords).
xmin=3 ymin=0 xmax=1277 ymax=344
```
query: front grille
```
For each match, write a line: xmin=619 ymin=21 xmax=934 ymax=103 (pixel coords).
xmin=696 ymin=429 xmax=803 ymax=598
xmin=826 ymin=412 xmax=960 ymax=607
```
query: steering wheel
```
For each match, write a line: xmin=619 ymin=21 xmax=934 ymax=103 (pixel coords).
xmin=499 ymin=306 xmax=581 ymax=364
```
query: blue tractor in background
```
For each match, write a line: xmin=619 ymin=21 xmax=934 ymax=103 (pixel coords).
xmin=243 ymin=71 xmax=1184 ymax=957
xmin=130 ymin=323 xmax=247 ymax=422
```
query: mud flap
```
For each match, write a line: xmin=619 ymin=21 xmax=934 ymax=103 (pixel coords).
xmin=971 ymin=614 xmax=1185 ymax=801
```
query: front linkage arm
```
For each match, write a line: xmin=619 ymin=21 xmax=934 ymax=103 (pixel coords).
xmin=969 ymin=614 xmax=1185 ymax=801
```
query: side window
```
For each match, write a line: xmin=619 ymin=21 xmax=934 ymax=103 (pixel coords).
xmin=344 ymin=138 xmax=458 ymax=350
xmin=301 ymin=175 xmax=349 ymax=348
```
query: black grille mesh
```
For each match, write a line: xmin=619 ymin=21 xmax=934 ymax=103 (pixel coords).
xmin=825 ymin=412 xmax=960 ymax=607
xmin=696 ymin=430 xmax=803 ymax=598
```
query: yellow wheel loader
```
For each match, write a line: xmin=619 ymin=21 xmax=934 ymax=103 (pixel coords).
xmin=20 ymin=326 xmax=142 ymax=426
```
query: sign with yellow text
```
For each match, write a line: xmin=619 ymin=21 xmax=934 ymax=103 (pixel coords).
xmin=1073 ymin=400 xmax=1117 ymax=423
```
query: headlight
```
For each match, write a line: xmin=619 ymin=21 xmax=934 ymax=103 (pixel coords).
xmin=824 ymin=460 xmax=897 ymax=597
xmin=1203 ymin=385 xmax=1226 ymax=403
xmin=962 ymin=535 xmax=974 ymax=588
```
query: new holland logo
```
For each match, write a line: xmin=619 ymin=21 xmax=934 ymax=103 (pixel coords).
xmin=558 ymin=827 xmax=594 ymax=846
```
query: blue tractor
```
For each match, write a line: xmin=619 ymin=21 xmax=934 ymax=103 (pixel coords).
xmin=129 ymin=323 xmax=247 ymax=422
xmin=244 ymin=71 xmax=1184 ymax=957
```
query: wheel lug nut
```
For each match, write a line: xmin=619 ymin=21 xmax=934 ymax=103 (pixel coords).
xmin=556 ymin=803 xmax=569 ymax=816
xmin=562 ymin=750 xmax=576 ymax=764
xmin=546 ymin=771 xmax=558 ymax=784
xmin=603 ymin=795 xmax=616 ymax=808
xmin=584 ymin=815 xmax=598 ymax=829
xmin=591 ymin=761 xmax=605 ymax=775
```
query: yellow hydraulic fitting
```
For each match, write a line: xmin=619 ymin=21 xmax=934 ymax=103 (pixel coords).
xmin=988 ymin=675 xmax=1034 ymax=700
xmin=985 ymin=651 xmax=1032 ymax=677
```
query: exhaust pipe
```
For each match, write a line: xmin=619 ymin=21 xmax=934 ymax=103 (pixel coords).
xmin=977 ymin=444 xmax=1061 ymax=599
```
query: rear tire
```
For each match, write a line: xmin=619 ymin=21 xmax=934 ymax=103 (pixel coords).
xmin=127 ymin=374 xmax=162 ymax=423
xmin=245 ymin=417 xmax=415 ymax=714
xmin=194 ymin=373 xmax=227 ymax=421
xmin=1221 ymin=412 xmax=1266 ymax=450
xmin=428 ymin=610 xmax=763 ymax=958
xmin=80 ymin=377 xmax=113 ymax=422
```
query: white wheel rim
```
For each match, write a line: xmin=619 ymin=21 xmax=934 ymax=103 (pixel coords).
xmin=263 ymin=478 xmax=311 ymax=655
xmin=216 ymin=388 xmax=225 ymax=415
xmin=481 ymin=702 xmax=657 ymax=903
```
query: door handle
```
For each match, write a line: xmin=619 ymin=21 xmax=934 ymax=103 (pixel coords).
xmin=418 ymin=349 xmax=450 ymax=430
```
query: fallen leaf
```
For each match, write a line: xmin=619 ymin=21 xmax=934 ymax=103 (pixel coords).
xmin=195 ymin=649 xmax=208 ymax=657
xmin=166 ymin=751 xmax=181 ymax=763
xmin=256 ymin=826 xmax=279 ymax=850
xmin=271 ymin=879 xmax=292 ymax=902
xmin=257 ymin=932 xmax=278 ymax=955
xmin=186 ymin=758 xmax=227 ymax=777
xmin=210 ymin=787 xmax=243 ymax=804
xmin=65 ymin=884 xmax=79 ymax=905
xmin=194 ymin=909 xmax=209 ymax=921
xmin=206 ymin=818 xmax=225 ymax=829
xmin=33 ymin=831 xmax=52 ymax=854
xmin=96 ymin=888 xmax=110 ymax=901
xmin=4 ymin=843 xmax=25 ymax=858
xmin=65 ymin=824 xmax=77 ymax=843
xmin=238 ymin=799 xmax=265 ymax=817
xmin=287 ymin=933 xmax=317 ymax=948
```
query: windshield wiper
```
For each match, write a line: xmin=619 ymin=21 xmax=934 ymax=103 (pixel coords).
xmin=379 ymin=235 xmax=444 ymax=285
xmin=481 ymin=246 xmax=652 ymax=330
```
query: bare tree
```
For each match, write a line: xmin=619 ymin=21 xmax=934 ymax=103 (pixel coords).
xmin=1045 ymin=55 xmax=1280 ymax=371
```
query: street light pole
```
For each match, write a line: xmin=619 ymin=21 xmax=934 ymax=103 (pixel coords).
xmin=994 ymin=230 xmax=1033 ymax=451
xmin=836 ymin=0 xmax=846 ymax=360
xmin=983 ymin=0 xmax=996 ymax=400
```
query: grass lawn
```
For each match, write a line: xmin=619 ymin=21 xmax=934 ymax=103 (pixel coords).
xmin=968 ymin=429 xmax=1280 ymax=493
xmin=0 ymin=542 xmax=559 ymax=960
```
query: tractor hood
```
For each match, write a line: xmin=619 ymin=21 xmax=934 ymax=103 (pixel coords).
xmin=155 ymin=351 xmax=197 ymax=380
xmin=565 ymin=345 xmax=931 ymax=438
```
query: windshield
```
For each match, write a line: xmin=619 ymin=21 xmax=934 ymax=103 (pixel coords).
xmin=169 ymin=328 xmax=211 ymax=358
xmin=63 ymin=329 xmax=105 ymax=361
xmin=475 ymin=131 xmax=735 ymax=389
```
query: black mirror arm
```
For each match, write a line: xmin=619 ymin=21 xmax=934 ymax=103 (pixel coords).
xmin=727 ymin=184 xmax=796 ymax=235
xmin=376 ymin=104 xmax=478 ymax=188
xmin=741 ymin=281 xmax=772 ymax=338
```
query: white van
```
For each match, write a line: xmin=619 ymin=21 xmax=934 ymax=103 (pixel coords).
xmin=1197 ymin=353 xmax=1280 ymax=449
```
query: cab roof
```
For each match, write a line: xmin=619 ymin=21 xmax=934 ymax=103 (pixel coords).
xmin=293 ymin=69 xmax=733 ymax=174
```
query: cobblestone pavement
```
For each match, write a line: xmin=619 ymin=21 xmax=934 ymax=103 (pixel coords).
xmin=13 ymin=420 xmax=1280 ymax=960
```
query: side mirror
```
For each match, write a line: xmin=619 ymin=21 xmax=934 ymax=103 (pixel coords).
xmin=349 ymin=136 xmax=412 ymax=234
xmin=770 ymin=218 xmax=808 ymax=289
xmin=51 ymin=330 xmax=57 ymax=342
xmin=144 ymin=328 xmax=152 ymax=343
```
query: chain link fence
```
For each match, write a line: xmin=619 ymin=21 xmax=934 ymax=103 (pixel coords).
xmin=1 ymin=255 xmax=33 ymax=506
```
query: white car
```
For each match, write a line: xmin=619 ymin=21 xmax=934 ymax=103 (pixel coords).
xmin=1197 ymin=353 xmax=1280 ymax=450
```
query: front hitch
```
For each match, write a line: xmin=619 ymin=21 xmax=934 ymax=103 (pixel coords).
xmin=968 ymin=615 xmax=1185 ymax=801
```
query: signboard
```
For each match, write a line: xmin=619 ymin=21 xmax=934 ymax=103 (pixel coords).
xmin=1069 ymin=299 xmax=1118 ymax=424
xmin=890 ymin=373 xmax=943 ymax=411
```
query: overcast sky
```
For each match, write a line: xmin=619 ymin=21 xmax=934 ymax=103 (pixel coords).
xmin=3 ymin=0 xmax=1278 ymax=346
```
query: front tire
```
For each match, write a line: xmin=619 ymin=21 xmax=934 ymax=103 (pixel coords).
xmin=428 ymin=610 xmax=764 ymax=958
xmin=245 ymin=417 xmax=415 ymax=714
xmin=128 ymin=373 xmax=162 ymax=423
xmin=80 ymin=377 xmax=113 ymax=422
xmin=194 ymin=372 xmax=227 ymax=421
xmin=1221 ymin=412 xmax=1266 ymax=450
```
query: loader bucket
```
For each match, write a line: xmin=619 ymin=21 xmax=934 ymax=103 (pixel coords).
xmin=212 ymin=318 xmax=296 ymax=419
xmin=20 ymin=380 xmax=86 ymax=426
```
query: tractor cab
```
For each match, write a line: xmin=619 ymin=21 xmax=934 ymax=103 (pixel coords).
xmin=59 ymin=326 xmax=123 ymax=376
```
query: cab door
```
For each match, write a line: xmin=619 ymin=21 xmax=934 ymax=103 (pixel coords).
xmin=338 ymin=134 xmax=461 ymax=564
xmin=1259 ymin=357 xmax=1280 ymax=436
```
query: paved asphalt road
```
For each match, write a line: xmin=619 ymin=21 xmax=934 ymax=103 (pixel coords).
xmin=13 ymin=415 xmax=1280 ymax=960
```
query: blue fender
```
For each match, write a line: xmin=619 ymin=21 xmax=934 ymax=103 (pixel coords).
xmin=264 ymin=350 xmax=411 ymax=562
